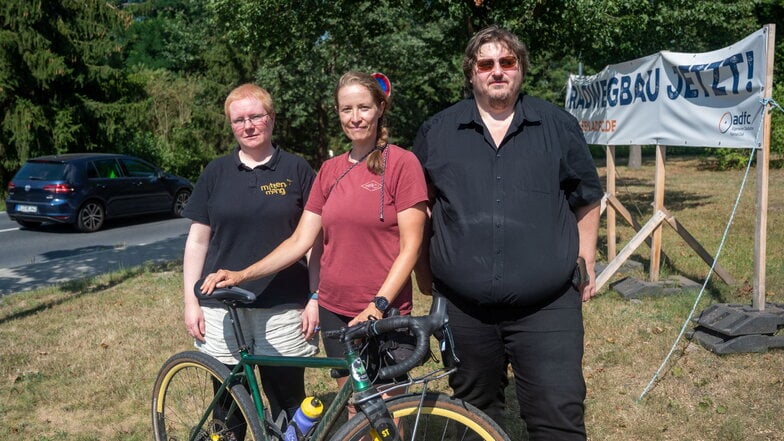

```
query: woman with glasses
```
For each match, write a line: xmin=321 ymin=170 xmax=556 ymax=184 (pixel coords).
xmin=182 ymin=83 xmax=320 ymax=432
xmin=200 ymin=71 xmax=428 ymax=411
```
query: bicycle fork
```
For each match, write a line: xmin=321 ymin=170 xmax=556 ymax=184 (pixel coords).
xmin=346 ymin=345 xmax=400 ymax=441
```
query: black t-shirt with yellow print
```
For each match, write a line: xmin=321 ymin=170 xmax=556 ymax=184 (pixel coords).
xmin=183 ymin=145 xmax=315 ymax=308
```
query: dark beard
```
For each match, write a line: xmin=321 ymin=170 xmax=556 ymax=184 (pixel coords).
xmin=488 ymin=91 xmax=516 ymax=110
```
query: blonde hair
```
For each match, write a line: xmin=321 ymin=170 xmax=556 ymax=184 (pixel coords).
xmin=224 ymin=83 xmax=275 ymax=121
xmin=334 ymin=71 xmax=390 ymax=175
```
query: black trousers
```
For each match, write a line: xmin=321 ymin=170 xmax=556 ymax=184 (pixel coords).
xmin=258 ymin=365 xmax=306 ymax=420
xmin=213 ymin=365 xmax=304 ymax=440
xmin=218 ymin=365 xmax=305 ymax=422
xmin=443 ymin=285 xmax=587 ymax=441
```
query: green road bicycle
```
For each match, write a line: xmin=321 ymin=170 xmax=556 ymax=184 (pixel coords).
xmin=151 ymin=284 xmax=510 ymax=441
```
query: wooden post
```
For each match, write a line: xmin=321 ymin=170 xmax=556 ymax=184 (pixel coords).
xmin=753 ymin=24 xmax=776 ymax=311
xmin=649 ymin=145 xmax=666 ymax=282
xmin=606 ymin=145 xmax=617 ymax=259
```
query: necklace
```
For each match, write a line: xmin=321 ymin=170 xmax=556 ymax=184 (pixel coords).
xmin=325 ymin=145 xmax=389 ymax=221
xmin=327 ymin=148 xmax=376 ymax=192
xmin=324 ymin=148 xmax=374 ymax=200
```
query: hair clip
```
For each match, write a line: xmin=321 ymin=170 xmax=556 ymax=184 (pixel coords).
xmin=372 ymin=72 xmax=391 ymax=97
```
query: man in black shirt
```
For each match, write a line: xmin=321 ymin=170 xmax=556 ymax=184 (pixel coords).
xmin=413 ymin=26 xmax=602 ymax=441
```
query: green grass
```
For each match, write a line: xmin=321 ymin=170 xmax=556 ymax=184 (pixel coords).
xmin=1 ymin=156 xmax=783 ymax=440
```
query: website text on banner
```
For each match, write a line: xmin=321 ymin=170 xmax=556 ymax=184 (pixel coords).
xmin=565 ymin=27 xmax=769 ymax=149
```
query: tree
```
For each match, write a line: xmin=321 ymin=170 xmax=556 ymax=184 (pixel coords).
xmin=204 ymin=0 xmax=469 ymax=165
xmin=0 ymin=0 xmax=140 ymax=186
xmin=120 ymin=0 xmax=258 ymax=180
xmin=3 ymin=0 xmax=779 ymax=192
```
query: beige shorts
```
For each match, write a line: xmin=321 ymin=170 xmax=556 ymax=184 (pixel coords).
xmin=196 ymin=304 xmax=319 ymax=364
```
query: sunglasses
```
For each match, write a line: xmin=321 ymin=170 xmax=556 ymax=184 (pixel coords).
xmin=475 ymin=56 xmax=518 ymax=73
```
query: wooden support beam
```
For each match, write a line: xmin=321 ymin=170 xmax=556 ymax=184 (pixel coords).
xmin=650 ymin=145 xmax=666 ymax=282
xmin=596 ymin=210 xmax=667 ymax=291
xmin=605 ymin=194 xmax=641 ymax=230
xmin=662 ymin=211 xmax=736 ymax=285
xmin=753 ymin=23 xmax=776 ymax=311
xmin=606 ymin=146 xmax=617 ymax=259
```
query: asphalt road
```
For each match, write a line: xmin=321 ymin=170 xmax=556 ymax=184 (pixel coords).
xmin=0 ymin=212 xmax=191 ymax=295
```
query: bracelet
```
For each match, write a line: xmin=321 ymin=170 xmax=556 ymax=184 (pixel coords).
xmin=308 ymin=292 xmax=319 ymax=300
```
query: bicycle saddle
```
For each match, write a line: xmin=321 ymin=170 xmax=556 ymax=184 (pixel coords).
xmin=194 ymin=279 xmax=257 ymax=303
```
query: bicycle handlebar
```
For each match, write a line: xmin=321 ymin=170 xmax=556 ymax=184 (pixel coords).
xmin=325 ymin=293 xmax=450 ymax=380
xmin=194 ymin=280 xmax=451 ymax=380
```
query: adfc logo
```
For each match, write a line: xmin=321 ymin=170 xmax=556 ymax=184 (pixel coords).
xmin=718 ymin=111 xmax=753 ymax=134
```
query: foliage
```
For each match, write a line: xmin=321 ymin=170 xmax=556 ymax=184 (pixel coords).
xmin=0 ymin=0 xmax=141 ymax=184
xmin=206 ymin=0 xmax=466 ymax=164
xmin=1 ymin=0 xmax=782 ymax=189
xmin=772 ymin=83 xmax=784 ymax=156
xmin=119 ymin=0 xmax=254 ymax=181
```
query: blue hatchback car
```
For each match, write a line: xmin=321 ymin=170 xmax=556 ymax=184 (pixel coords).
xmin=6 ymin=153 xmax=192 ymax=232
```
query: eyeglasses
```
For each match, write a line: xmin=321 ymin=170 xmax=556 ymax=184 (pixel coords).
xmin=231 ymin=113 xmax=270 ymax=128
xmin=475 ymin=56 xmax=518 ymax=73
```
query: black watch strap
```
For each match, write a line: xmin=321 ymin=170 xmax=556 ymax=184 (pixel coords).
xmin=372 ymin=296 xmax=389 ymax=312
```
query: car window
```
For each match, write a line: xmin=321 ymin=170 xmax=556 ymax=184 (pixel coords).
xmin=15 ymin=162 xmax=67 ymax=180
xmin=89 ymin=159 xmax=123 ymax=179
xmin=121 ymin=158 xmax=158 ymax=178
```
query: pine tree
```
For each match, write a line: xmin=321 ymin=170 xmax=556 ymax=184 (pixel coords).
xmin=0 ymin=0 xmax=137 ymax=185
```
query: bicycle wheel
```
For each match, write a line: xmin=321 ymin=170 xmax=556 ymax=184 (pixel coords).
xmin=152 ymin=351 xmax=264 ymax=441
xmin=330 ymin=392 xmax=510 ymax=441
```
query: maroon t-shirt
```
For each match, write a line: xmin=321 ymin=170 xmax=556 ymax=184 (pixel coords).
xmin=305 ymin=145 xmax=427 ymax=317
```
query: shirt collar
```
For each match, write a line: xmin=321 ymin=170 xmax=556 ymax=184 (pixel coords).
xmin=232 ymin=144 xmax=281 ymax=171
xmin=457 ymin=94 xmax=542 ymax=130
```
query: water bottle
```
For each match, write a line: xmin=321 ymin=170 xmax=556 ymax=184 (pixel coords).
xmin=284 ymin=397 xmax=323 ymax=441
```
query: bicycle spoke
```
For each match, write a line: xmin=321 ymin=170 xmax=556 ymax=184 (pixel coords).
xmin=330 ymin=393 xmax=510 ymax=441
xmin=152 ymin=352 xmax=262 ymax=441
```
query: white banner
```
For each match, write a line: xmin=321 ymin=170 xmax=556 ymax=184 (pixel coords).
xmin=565 ymin=27 xmax=770 ymax=148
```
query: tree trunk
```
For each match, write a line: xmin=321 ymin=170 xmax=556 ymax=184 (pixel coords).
xmin=628 ymin=145 xmax=642 ymax=169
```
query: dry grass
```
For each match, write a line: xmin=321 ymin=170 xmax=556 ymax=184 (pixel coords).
xmin=1 ymin=155 xmax=783 ymax=440
xmin=0 ymin=263 xmax=190 ymax=441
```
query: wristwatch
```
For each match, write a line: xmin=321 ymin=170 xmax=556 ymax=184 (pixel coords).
xmin=372 ymin=296 xmax=389 ymax=313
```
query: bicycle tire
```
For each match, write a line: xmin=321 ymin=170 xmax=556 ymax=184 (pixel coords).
xmin=330 ymin=392 xmax=510 ymax=441
xmin=151 ymin=351 xmax=265 ymax=441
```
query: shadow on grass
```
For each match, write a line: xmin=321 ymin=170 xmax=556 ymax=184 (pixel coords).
xmin=0 ymin=260 xmax=179 ymax=326
xmin=0 ymin=234 xmax=186 ymax=296
xmin=614 ymin=188 xmax=710 ymax=215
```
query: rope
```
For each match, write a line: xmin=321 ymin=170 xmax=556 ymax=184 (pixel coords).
xmin=637 ymin=97 xmax=784 ymax=402
xmin=761 ymin=97 xmax=783 ymax=114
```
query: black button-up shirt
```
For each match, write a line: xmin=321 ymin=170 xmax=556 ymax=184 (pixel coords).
xmin=413 ymin=94 xmax=603 ymax=307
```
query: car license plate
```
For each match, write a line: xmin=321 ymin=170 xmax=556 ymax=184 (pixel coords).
xmin=17 ymin=204 xmax=38 ymax=213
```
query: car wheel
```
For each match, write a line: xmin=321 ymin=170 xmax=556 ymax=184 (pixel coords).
xmin=76 ymin=201 xmax=105 ymax=232
xmin=172 ymin=189 xmax=191 ymax=217
xmin=16 ymin=220 xmax=43 ymax=229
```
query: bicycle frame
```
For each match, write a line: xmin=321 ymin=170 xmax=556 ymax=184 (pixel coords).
xmin=191 ymin=300 xmax=403 ymax=441
xmin=183 ymin=289 xmax=461 ymax=441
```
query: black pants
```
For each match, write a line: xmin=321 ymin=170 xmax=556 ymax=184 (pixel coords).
xmin=257 ymin=365 xmax=306 ymax=420
xmin=215 ymin=365 xmax=305 ymax=438
xmin=443 ymin=285 xmax=586 ymax=441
